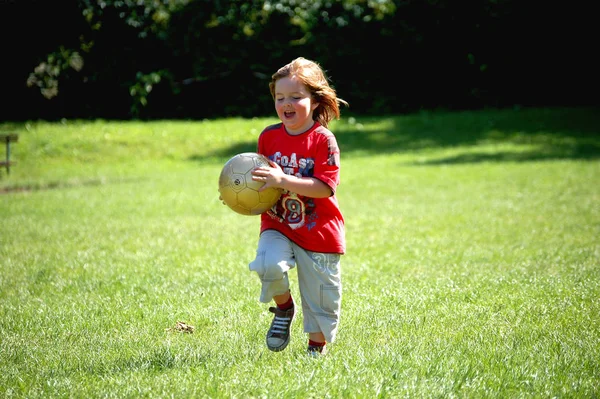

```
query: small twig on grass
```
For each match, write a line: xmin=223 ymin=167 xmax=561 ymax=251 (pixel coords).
xmin=166 ymin=321 xmax=195 ymax=333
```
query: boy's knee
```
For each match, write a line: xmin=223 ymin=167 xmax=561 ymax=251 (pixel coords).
xmin=264 ymin=260 xmax=289 ymax=281
xmin=250 ymin=255 xmax=288 ymax=282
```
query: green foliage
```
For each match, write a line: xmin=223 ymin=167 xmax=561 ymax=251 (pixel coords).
xmin=22 ymin=0 xmax=401 ymax=118
xmin=26 ymin=47 xmax=85 ymax=100
xmin=13 ymin=0 xmax=593 ymax=120
xmin=129 ymin=70 xmax=171 ymax=117
xmin=80 ymin=0 xmax=193 ymax=37
xmin=1 ymin=107 xmax=599 ymax=396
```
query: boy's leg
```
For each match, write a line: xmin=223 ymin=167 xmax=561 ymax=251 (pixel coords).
xmin=249 ymin=230 xmax=295 ymax=303
xmin=249 ymin=230 xmax=297 ymax=351
xmin=294 ymin=246 xmax=342 ymax=347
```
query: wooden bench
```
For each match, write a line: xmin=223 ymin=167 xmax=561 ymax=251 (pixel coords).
xmin=1 ymin=134 xmax=19 ymax=174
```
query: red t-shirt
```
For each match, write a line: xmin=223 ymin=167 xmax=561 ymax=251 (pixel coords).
xmin=258 ymin=122 xmax=345 ymax=254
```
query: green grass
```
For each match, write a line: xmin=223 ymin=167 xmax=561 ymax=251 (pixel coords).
xmin=1 ymin=106 xmax=599 ymax=398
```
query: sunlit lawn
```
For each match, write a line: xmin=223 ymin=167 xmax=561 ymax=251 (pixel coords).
xmin=1 ymin=106 xmax=599 ymax=397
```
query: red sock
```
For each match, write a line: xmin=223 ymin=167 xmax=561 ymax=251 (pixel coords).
xmin=308 ymin=339 xmax=326 ymax=348
xmin=276 ymin=294 xmax=294 ymax=311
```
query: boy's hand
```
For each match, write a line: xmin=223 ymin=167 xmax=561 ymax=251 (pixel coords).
xmin=251 ymin=160 xmax=285 ymax=191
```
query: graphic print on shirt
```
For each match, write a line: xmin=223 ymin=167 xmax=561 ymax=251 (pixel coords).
xmin=327 ymin=136 xmax=340 ymax=167
xmin=267 ymin=151 xmax=317 ymax=230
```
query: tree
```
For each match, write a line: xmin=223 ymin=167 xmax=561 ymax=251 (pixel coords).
xmin=23 ymin=0 xmax=396 ymax=119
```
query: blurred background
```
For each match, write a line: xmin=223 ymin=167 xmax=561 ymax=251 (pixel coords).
xmin=2 ymin=0 xmax=597 ymax=121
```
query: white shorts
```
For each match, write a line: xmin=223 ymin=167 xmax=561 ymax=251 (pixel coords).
xmin=248 ymin=229 xmax=342 ymax=343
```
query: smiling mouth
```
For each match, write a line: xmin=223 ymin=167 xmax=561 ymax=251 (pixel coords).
xmin=284 ymin=111 xmax=295 ymax=118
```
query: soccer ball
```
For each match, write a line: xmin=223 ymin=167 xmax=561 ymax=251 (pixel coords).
xmin=218 ymin=152 xmax=282 ymax=216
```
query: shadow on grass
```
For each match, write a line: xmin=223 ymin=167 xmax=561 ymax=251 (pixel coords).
xmin=0 ymin=177 xmax=142 ymax=194
xmin=197 ymin=106 xmax=600 ymax=164
xmin=188 ymin=141 xmax=257 ymax=163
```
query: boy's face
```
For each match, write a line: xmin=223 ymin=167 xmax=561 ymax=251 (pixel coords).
xmin=274 ymin=76 xmax=318 ymax=135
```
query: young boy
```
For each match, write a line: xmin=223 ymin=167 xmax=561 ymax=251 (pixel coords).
xmin=248 ymin=57 xmax=348 ymax=356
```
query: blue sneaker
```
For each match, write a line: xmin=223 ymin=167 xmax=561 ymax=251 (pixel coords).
xmin=307 ymin=344 xmax=327 ymax=357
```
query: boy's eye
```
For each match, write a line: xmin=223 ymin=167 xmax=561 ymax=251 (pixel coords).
xmin=276 ymin=96 xmax=304 ymax=101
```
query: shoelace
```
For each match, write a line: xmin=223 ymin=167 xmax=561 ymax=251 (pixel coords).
xmin=270 ymin=315 xmax=292 ymax=334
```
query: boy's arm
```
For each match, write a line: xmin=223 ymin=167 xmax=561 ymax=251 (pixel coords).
xmin=252 ymin=162 xmax=333 ymax=198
